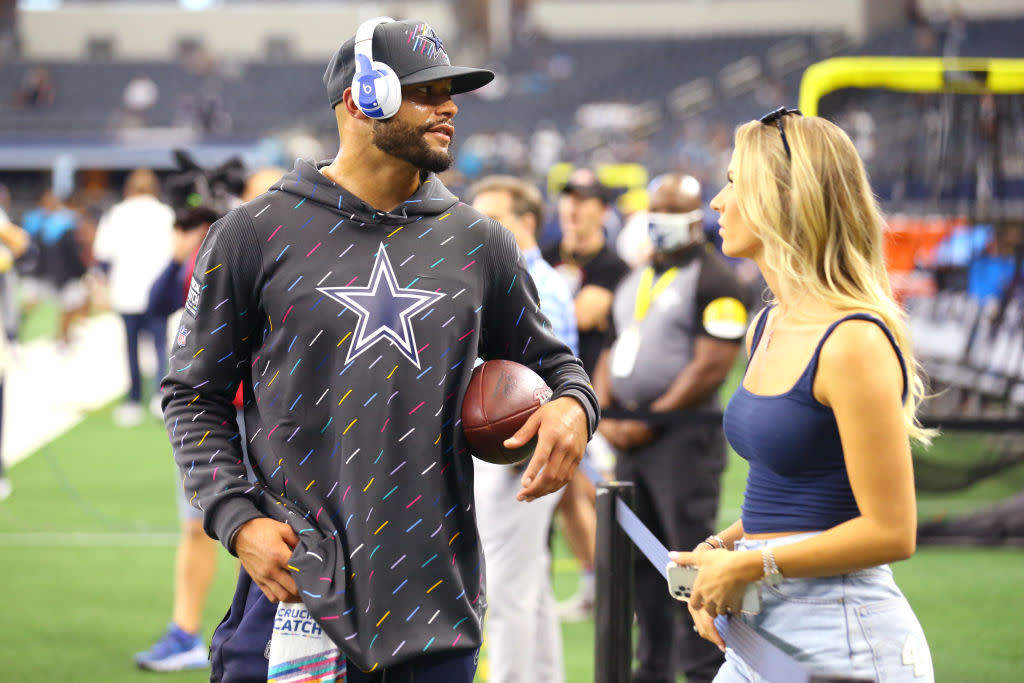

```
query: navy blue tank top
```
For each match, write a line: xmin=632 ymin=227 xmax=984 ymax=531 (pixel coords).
xmin=723 ymin=307 xmax=908 ymax=533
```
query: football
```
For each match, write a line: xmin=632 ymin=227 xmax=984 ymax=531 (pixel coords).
xmin=461 ymin=360 xmax=553 ymax=465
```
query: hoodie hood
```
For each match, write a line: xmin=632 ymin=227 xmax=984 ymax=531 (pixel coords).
xmin=274 ymin=158 xmax=460 ymax=226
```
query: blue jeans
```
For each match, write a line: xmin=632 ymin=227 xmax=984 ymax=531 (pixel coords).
xmin=713 ymin=533 xmax=934 ymax=683
xmin=121 ymin=312 xmax=168 ymax=403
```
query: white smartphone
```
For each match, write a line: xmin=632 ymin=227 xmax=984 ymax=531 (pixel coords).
xmin=666 ymin=562 xmax=763 ymax=615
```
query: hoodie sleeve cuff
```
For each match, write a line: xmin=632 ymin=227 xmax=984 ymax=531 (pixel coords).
xmin=208 ymin=496 xmax=264 ymax=556
xmin=555 ymin=387 xmax=600 ymax=441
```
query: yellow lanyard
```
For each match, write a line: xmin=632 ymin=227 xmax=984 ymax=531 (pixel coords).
xmin=634 ymin=266 xmax=678 ymax=321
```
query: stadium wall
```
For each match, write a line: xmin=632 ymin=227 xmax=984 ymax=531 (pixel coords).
xmin=916 ymin=0 xmax=1024 ymax=20
xmin=15 ymin=0 xmax=994 ymax=62
xmin=529 ymin=0 xmax=899 ymax=40
xmin=17 ymin=3 xmax=455 ymax=61
xmin=16 ymin=0 xmax=1024 ymax=61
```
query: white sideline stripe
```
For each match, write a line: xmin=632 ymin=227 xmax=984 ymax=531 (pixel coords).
xmin=4 ymin=312 xmax=156 ymax=469
xmin=0 ymin=531 xmax=180 ymax=546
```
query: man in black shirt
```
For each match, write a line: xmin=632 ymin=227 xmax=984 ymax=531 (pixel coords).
xmin=542 ymin=169 xmax=629 ymax=375
xmin=162 ymin=17 xmax=597 ymax=683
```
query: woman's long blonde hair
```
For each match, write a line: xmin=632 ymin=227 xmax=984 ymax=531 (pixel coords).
xmin=733 ymin=115 xmax=934 ymax=444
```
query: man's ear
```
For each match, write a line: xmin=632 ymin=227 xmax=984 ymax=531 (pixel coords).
xmin=341 ymin=88 xmax=370 ymax=121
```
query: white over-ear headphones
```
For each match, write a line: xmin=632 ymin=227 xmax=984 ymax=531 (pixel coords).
xmin=352 ymin=16 xmax=402 ymax=119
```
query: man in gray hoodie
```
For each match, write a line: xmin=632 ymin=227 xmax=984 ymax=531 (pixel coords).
xmin=161 ymin=17 xmax=598 ymax=683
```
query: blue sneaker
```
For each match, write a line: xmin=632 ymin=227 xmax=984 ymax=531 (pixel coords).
xmin=134 ymin=623 xmax=208 ymax=672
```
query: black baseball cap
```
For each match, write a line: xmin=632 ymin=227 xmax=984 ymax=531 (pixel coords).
xmin=561 ymin=168 xmax=610 ymax=203
xmin=324 ymin=19 xmax=495 ymax=108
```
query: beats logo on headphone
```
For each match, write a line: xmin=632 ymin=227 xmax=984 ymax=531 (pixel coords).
xmin=352 ymin=17 xmax=402 ymax=119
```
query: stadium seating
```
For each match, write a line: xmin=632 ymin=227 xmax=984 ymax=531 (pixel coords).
xmin=2 ymin=17 xmax=1021 ymax=166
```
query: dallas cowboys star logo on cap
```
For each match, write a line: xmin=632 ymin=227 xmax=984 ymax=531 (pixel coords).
xmin=318 ymin=243 xmax=445 ymax=369
xmin=422 ymin=28 xmax=445 ymax=54
xmin=407 ymin=25 xmax=447 ymax=61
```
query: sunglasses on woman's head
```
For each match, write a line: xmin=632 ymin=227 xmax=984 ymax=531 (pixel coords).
xmin=759 ymin=107 xmax=802 ymax=160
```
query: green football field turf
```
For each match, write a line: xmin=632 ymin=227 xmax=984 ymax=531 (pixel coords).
xmin=1 ymin=394 xmax=1023 ymax=681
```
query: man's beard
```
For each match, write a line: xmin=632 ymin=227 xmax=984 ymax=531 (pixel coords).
xmin=372 ymin=118 xmax=454 ymax=174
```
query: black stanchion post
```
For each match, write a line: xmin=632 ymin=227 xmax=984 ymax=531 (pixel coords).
xmin=594 ymin=482 xmax=634 ymax=683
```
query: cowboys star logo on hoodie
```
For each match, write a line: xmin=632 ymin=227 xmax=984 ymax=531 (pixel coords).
xmin=318 ymin=243 xmax=445 ymax=369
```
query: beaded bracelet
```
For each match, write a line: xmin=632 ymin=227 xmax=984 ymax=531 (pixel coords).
xmin=706 ymin=534 xmax=727 ymax=550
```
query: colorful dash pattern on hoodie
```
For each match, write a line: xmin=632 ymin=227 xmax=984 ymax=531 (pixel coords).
xmin=162 ymin=159 xmax=598 ymax=671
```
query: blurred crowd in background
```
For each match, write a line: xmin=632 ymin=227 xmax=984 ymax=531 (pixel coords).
xmin=0 ymin=1 xmax=1022 ymax=404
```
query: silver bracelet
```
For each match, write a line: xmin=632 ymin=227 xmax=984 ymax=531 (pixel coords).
xmin=708 ymin=534 xmax=727 ymax=550
xmin=761 ymin=547 xmax=784 ymax=584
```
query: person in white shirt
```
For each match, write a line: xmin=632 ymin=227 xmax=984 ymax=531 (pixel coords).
xmin=93 ymin=168 xmax=174 ymax=426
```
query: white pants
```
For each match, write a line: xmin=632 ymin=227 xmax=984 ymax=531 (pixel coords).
xmin=474 ymin=460 xmax=564 ymax=683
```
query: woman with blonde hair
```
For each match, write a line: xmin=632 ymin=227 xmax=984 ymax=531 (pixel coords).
xmin=670 ymin=109 xmax=934 ymax=682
